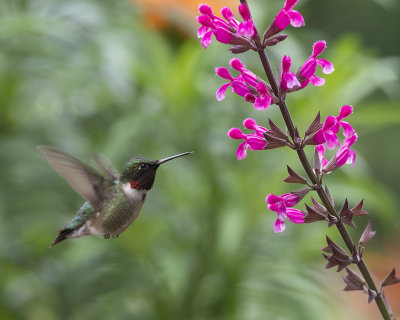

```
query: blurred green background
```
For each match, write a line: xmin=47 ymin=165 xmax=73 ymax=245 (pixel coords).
xmin=1 ymin=0 xmax=399 ymax=319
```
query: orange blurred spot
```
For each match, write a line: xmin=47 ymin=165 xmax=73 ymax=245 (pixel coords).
xmin=130 ymin=0 xmax=237 ymax=30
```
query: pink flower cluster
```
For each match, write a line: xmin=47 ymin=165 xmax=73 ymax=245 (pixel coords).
xmin=266 ymin=193 xmax=304 ymax=233
xmin=216 ymin=59 xmax=273 ymax=110
xmin=279 ymin=41 xmax=334 ymax=92
xmin=314 ymin=105 xmax=357 ymax=169
xmin=197 ymin=4 xmax=256 ymax=49
xmin=227 ymin=118 xmax=267 ymax=160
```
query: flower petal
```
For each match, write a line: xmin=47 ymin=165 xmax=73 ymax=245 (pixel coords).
xmin=216 ymin=82 xmax=231 ymax=101
xmin=197 ymin=25 xmax=209 ymax=38
xmin=201 ymin=30 xmax=214 ymax=49
xmin=313 ymin=129 xmax=326 ymax=145
xmin=286 ymin=208 xmax=305 ymax=223
xmin=236 ymin=141 xmax=247 ymax=160
xmin=230 ymin=58 xmax=245 ymax=71
xmin=281 ymin=55 xmax=292 ymax=73
xmin=243 ymin=118 xmax=257 ymax=130
xmin=238 ymin=3 xmax=252 ymax=21
xmin=246 ymin=136 xmax=266 ymax=150
xmin=309 ymin=75 xmax=325 ymax=86
xmin=340 ymin=121 xmax=355 ymax=138
xmin=197 ymin=14 xmax=214 ymax=27
xmin=325 ymin=132 xmax=341 ymax=149
xmin=317 ymin=58 xmax=334 ymax=74
xmin=300 ymin=59 xmax=317 ymax=78
xmin=312 ymin=41 xmax=327 ymax=57
xmin=214 ymin=27 xmax=233 ymax=44
xmin=231 ymin=80 xmax=250 ymax=97
xmin=288 ymin=10 xmax=305 ymax=27
xmin=274 ymin=218 xmax=286 ymax=233
xmin=284 ymin=0 xmax=299 ymax=10
xmin=236 ymin=21 xmax=255 ymax=38
xmin=338 ymin=105 xmax=353 ymax=119
xmin=227 ymin=127 xmax=246 ymax=139
xmin=253 ymin=95 xmax=271 ymax=110
xmin=215 ymin=67 xmax=232 ymax=80
xmin=281 ymin=193 xmax=299 ymax=207
xmin=274 ymin=10 xmax=290 ymax=30
xmin=198 ymin=4 xmax=213 ymax=16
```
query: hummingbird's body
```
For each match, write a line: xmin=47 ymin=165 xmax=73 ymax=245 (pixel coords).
xmin=37 ymin=146 xmax=191 ymax=247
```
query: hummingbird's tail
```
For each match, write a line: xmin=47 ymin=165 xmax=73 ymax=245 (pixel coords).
xmin=49 ymin=228 xmax=73 ymax=247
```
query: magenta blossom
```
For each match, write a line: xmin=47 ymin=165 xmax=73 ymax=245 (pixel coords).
xmin=227 ymin=118 xmax=267 ymax=160
xmin=300 ymin=41 xmax=334 ymax=87
xmin=316 ymin=133 xmax=358 ymax=171
xmin=314 ymin=105 xmax=355 ymax=149
xmin=273 ymin=208 xmax=305 ymax=233
xmin=280 ymin=55 xmax=301 ymax=90
xmin=334 ymin=105 xmax=355 ymax=138
xmin=215 ymin=67 xmax=251 ymax=101
xmin=336 ymin=134 xmax=357 ymax=166
xmin=266 ymin=193 xmax=304 ymax=233
xmin=197 ymin=4 xmax=257 ymax=49
xmin=236 ymin=4 xmax=256 ymax=37
xmin=267 ymin=193 xmax=299 ymax=213
xmin=216 ymin=58 xmax=274 ymax=110
xmin=273 ymin=0 xmax=305 ymax=30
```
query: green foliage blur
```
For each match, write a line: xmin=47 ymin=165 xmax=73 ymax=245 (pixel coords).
xmin=1 ymin=0 xmax=399 ymax=319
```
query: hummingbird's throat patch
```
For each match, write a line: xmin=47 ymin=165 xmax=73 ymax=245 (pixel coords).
xmin=130 ymin=180 xmax=141 ymax=189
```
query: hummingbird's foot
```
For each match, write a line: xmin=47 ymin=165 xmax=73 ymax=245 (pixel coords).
xmin=103 ymin=233 xmax=111 ymax=239
xmin=112 ymin=234 xmax=119 ymax=238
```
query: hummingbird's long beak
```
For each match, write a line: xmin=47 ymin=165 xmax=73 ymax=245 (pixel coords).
xmin=156 ymin=152 xmax=193 ymax=165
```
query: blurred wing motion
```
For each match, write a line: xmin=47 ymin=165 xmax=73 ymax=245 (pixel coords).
xmin=92 ymin=153 xmax=119 ymax=180
xmin=37 ymin=146 xmax=112 ymax=207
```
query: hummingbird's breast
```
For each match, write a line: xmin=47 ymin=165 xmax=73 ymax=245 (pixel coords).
xmin=93 ymin=182 xmax=148 ymax=237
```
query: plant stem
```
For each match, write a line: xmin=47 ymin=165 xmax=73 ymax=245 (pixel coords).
xmin=234 ymin=0 xmax=394 ymax=313
xmin=256 ymin=46 xmax=392 ymax=319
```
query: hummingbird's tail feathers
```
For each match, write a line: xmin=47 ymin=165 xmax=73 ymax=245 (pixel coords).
xmin=49 ymin=228 xmax=73 ymax=247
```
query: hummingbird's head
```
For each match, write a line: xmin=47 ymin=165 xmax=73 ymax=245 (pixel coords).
xmin=120 ymin=152 xmax=192 ymax=190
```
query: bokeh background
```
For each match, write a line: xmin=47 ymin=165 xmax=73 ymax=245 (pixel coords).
xmin=1 ymin=0 xmax=399 ymax=319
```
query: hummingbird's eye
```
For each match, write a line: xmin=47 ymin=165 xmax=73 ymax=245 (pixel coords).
xmin=139 ymin=163 xmax=149 ymax=170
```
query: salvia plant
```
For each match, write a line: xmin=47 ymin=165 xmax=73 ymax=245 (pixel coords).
xmin=197 ymin=0 xmax=398 ymax=319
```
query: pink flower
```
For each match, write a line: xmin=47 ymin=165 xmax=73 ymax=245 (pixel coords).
xmin=334 ymin=105 xmax=355 ymax=138
xmin=215 ymin=67 xmax=251 ymax=101
xmin=227 ymin=118 xmax=267 ymax=160
xmin=273 ymin=209 xmax=305 ymax=233
xmin=314 ymin=115 xmax=341 ymax=149
xmin=267 ymin=193 xmax=299 ymax=213
xmin=336 ymin=134 xmax=357 ymax=167
xmin=216 ymin=59 xmax=274 ymax=110
xmin=314 ymin=105 xmax=355 ymax=149
xmin=266 ymin=193 xmax=304 ymax=233
xmin=300 ymin=41 xmax=334 ymax=87
xmin=254 ymin=82 xmax=272 ymax=110
xmin=273 ymin=0 xmax=305 ymax=30
xmin=197 ymin=4 xmax=257 ymax=49
xmin=280 ymin=55 xmax=301 ymax=90
xmin=236 ymin=4 xmax=256 ymax=38
xmin=197 ymin=6 xmax=232 ymax=49
xmin=316 ymin=133 xmax=358 ymax=172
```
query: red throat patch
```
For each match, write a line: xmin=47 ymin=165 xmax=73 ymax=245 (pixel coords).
xmin=130 ymin=180 xmax=141 ymax=189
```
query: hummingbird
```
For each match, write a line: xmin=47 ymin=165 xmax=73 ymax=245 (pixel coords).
xmin=37 ymin=146 xmax=192 ymax=247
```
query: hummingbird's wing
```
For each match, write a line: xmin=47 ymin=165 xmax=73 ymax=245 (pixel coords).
xmin=37 ymin=146 xmax=113 ymax=208
xmin=92 ymin=153 xmax=119 ymax=181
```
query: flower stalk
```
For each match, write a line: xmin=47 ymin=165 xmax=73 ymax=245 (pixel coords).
xmin=247 ymin=3 xmax=392 ymax=318
xmin=199 ymin=0 xmax=396 ymax=318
